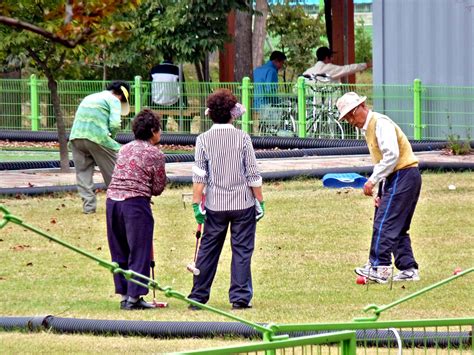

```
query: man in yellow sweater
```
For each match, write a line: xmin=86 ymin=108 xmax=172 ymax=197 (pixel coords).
xmin=336 ymin=92 xmax=421 ymax=284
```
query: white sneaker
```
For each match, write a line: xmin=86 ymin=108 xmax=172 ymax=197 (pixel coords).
xmin=354 ymin=262 xmax=371 ymax=277
xmin=355 ymin=264 xmax=392 ymax=284
xmin=393 ymin=268 xmax=420 ymax=282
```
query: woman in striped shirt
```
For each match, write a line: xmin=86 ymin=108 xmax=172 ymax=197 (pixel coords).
xmin=188 ymin=89 xmax=265 ymax=310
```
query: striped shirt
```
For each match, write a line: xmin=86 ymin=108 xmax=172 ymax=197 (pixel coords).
xmin=192 ymin=124 xmax=262 ymax=211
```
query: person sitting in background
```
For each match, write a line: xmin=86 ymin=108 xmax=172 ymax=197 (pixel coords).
xmin=303 ymin=46 xmax=371 ymax=83
xmin=106 ymin=109 xmax=167 ymax=310
xmin=69 ymin=81 xmax=130 ymax=214
xmin=150 ymin=55 xmax=189 ymax=132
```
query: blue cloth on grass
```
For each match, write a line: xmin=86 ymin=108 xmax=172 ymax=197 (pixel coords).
xmin=322 ymin=173 xmax=367 ymax=189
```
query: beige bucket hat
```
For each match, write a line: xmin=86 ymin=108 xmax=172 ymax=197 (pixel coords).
xmin=336 ymin=92 xmax=367 ymax=121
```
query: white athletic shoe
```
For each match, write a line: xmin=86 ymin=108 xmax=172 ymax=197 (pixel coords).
xmin=393 ymin=268 xmax=420 ymax=282
xmin=355 ymin=263 xmax=392 ymax=284
xmin=354 ymin=262 xmax=371 ymax=277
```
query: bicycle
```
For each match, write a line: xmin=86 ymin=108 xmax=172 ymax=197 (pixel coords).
xmin=302 ymin=74 xmax=345 ymax=139
xmin=256 ymin=98 xmax=298 ymax=137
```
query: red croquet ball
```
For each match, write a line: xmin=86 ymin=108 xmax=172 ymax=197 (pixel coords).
xmin=356 ymin=276 xmax=368 ymax=285
xmin=453 ymin=267 xmax=462 ymax=275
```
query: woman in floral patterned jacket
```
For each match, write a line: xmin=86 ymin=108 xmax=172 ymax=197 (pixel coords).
xmin=106 ymin=109 xmax=166 ymax=310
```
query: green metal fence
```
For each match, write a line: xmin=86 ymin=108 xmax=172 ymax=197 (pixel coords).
xmin=0 ymin=75 xmax=473 ymax=140
xmin=275 ymin=318 xmax=473 ymax=355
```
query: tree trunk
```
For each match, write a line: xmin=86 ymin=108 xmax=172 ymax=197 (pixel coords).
xmin=202 ymin=56 xmax=210 ymax=82
xmin=194 ymin=61 xmax=204 ymax=82
xmin=47 ymin=78 xmax=70 ymax=172
xmin=234 ymin=10 xmax=253 ymax=82
xmin=252 ymin=0 xmax=269 ymax=71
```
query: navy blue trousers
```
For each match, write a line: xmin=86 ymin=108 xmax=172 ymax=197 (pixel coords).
xmin=106 ymin=197 xmax=154 ymax=298
xmin=370 ymin=167 xmax=421 ymax=270
xmin=188 ymin=206 xmax=256 ymax=305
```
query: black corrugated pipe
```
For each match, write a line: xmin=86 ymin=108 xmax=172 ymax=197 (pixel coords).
xmin=0 ymin=154 xmax=195 ymax=171
xmin=0 ymin=142 xmax=458 ymax=171
xmin=251 ymin=136 xmax=366 ymax=149
xmin=1 ymin=129 xmax=464 ymax=150
xmin=0 ymin=316 xmax=470 ymax=347
xmin=47 ymin=317 xmax=261 ymax=338
xmin=116 ymin=133 xmax=198 ymax=146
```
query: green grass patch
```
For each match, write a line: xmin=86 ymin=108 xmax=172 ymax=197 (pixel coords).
xmin=0 ymin=148 xmax=191 ymax=162
xmin=0 ymin=172 xmax=473 ymax=352
xmin=0 ymin=149 xmax=69 ymax=162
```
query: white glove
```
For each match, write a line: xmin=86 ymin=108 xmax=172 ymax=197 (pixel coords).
xmin=255 ymin=199 xmax=265 ymax=222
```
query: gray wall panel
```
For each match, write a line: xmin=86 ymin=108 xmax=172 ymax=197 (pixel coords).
xmin=374 ymin=0 xmax=474 ymax=86
xmin=373 ymin=0 xmax=474 ymax=139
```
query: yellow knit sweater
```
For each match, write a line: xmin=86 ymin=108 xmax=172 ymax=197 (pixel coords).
xmin=365 ymin=113 xmax=418 ymax=172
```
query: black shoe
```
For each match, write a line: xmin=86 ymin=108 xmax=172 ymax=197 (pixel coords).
xmin=120 ymin=300 xmax=128 ymax=310
xmin=188 ymin=304 xmax=202 ymax=311
xmin=232 ymin=302 xmax=253 ymax=310
xmin=123 ymin=297 xmax=155 ymax=310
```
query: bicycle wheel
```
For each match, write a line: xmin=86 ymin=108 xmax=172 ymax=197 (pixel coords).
xmin=305 ymin=117 xmax=320 ymax=138
xmin=318 ymin=113 xmax=345 ymax=139
xmin=311 ymin=108 xmax=343 ymax=139
xmin=340 ymin=121 xmax=360 ymax=139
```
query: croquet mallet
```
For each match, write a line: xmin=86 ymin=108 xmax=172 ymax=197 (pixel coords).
xmin=150 ymin=244 xmax=168 ymax=307
xmin=186 ymin=223 xmax=202 ymax=275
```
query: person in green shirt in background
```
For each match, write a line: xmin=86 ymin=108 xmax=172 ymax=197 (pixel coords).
xmin=69 ymin=81 xmax=130 ymax=214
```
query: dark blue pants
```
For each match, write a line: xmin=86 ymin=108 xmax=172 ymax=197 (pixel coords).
xmin=188 ymin=206 xmax=256 ymax=305
xmin=370 ymin=167 xmax=421 ymax=270
xmin=106 ymin=197 xmax=154 ymax=298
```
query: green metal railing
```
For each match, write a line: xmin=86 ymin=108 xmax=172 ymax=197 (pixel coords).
xmin=1 ymin=204 xmax=473 ymax=354
xmin=0 ymin=75 xmax=473 ymax=140
xmin=276 ymin=318 xmax=473 ymax=355
xmin=176 ymin=331 xmax=357 ymax=354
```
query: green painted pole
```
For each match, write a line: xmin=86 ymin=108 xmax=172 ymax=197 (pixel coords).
xmin=30 ymin=74 xmax=39 ymax=131
xmin=134 ymin=75 xmax=141 ymax=115
xmin=297 ymin=76 xmax=307 ymax=138
xmin=263 ymin=331 xmax=276 ymax=355
xmin=241 ymin=77 xmax=251 ymax=133
xmin=413 ymin=78 xmax=422 ymax=140
xmin=341 ymin=334 xmax=357 ymax=355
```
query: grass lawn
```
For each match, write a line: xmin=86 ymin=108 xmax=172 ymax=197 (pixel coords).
xmin=0 ymin=172 xmax=473 ymax=353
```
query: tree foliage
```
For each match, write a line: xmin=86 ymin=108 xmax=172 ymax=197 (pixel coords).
xmin=267 ymin=3 xmax=325 ymax=81
xmin=0 ymin=0 xmax=141 ymax=78
xmin=136 ymin=0 xmax=251 ymax=80
xmin=0 ymin=0 xmax=141 ymax=171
